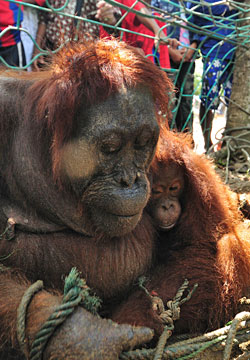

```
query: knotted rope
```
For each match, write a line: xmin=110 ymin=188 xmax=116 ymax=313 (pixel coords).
xmin=138 ymin=277 xmax=198 ymax=360
xmin=17 ymin=270 xmax=250 ymax=360
xmin=120 ymin=309 xmax=250 ymax=360
xmin=17 ymin=267 xmax=101 ymax=360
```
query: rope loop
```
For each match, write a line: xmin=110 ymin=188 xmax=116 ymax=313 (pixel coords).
xmin=138 ymin=277 xmax=198 ymax=360
xmin=17 ymin=280 xmax=44 ymax=358
xmin=16 ymin=267 xmax=101 ymax=360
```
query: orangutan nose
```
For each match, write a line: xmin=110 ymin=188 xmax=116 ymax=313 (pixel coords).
xmin=115 ymin=170 xmax=139 ymax=187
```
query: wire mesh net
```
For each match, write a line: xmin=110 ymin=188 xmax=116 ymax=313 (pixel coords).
xmin=0 ymin=0 xmax=249 ymax=150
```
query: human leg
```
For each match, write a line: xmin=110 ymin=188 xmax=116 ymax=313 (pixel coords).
xmin=199 ymin=102 xmax=214 ymax=150
xmin=0 ymin=42 xmax=26 ymax=67
xmin=171 ymin=60 xmax=195 ymax=132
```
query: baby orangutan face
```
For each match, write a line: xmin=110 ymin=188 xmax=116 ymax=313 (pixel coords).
xmin=148 ymin=163 xmax=184 ymax=230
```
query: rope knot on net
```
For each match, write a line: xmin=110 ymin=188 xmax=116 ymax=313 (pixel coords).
xmin=138 ymin=277 xmax=198 ymax=360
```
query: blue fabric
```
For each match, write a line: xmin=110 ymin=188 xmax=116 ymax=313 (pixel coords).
xmin=200 ymin=57 xmax=233 ymax=109
xmin=151 ymin=0 xmax=185 ymax=40
xmin=0 ymin=1 xmax=23 ymax=47
xmin=188 ymin=0 xmax=238 ymax=59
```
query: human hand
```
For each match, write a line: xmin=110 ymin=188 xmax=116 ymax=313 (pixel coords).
xmin=169 ymin=48 xmax=185 ymax=63
xmin=167 ymin=38 xmax=180 ymax=49
xmin=154 ymin=36 xmax=180 ymax=53
xmin=31 ymin=49 xmax=46 ymax=71
xmin=181 ymin=48 xmax=195 ymax=62
xmin=96 ymin=0 xmax=117 ymax=25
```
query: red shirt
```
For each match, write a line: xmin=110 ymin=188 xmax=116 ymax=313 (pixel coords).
xmin=0 ymin=0 xmax=45 ymax=47
xmin=101 ymin=0 xmax=170 ymax=69
xmin=34 ymin=0 xmax=45 ymax=5
xmin=0 ymin=0 xmax=24 ymax=47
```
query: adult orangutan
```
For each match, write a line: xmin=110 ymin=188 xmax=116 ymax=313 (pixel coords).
xmin=112 ymin=129 xmax=250 ymax=336
xmin=0 ymin=39 xmax=173 ymax=359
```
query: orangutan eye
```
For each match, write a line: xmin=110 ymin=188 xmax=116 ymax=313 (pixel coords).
xmin=101 ymin=143 xmax=120 ymax=154
xmin=134 ymin=128 xmax=152 ymax=149
xmin=152 ymin=187 xmax=163 ymax=195
xmin=101 ymin=135 xmax=122 ymax=154
xmin=169 ymin=182 xmax=181 ymax=193
xmin=152 ymin=189 xmax=160 ymax=194
xmin=169 ymin=185 xmax=178 ymax=191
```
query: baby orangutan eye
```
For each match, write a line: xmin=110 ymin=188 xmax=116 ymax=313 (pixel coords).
xmin=169 ymin=185 xmax=179 ymax=191
xmin=151 ymin=186 xmax=163 ymax=196
xmin=169 ymin=181 xmax=182 ymax=194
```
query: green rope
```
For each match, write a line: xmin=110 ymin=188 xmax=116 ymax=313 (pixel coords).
xmin=153 ymin=280 xmax=198 ymax=360
xmin=14 ymin=268 xmax=250 ymax=360
xmin=137 ymin=278 xmax=198 ymax=360
xmin=0 ymin=263 xmax=10 ymax=271
xmin=209 ymin=126 xmax=250 ymax=182
xmin=1 ymin=0 xmax=250 ymax=134
xmin=177 ymin=335 xmax=227 ymax=360
xmin=120 ymin=337 xmax=226 ymax=360
xmin=223 ymin=312 xmax=250 ymax=360
xmin=120 ymin=312 xmax=250 ymax=359
xmin=17 ymin=280 xmax=44 ymax=358
xmin=28 ymin=267 xmax=101 ymax=360
xmin=153 ymin=326 xmax=174 ymax=360
xmin=120 ymin=330 xmax=249 ymax=359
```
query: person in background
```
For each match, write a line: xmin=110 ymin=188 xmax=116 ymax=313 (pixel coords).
xmin=32 ymin=0 xmax=116 ymax=70
xmin=189 ymin=0 xmax=237 ymax=151
xmin=0 ymin=0 xmax=26 ymax=67
xmin=98 ymin=0 xmax=179 ymax=70
xmin=21 ymin=0 xmax=45 ymax=71
xmin=150 ymin=0 xmax=197 ymax=132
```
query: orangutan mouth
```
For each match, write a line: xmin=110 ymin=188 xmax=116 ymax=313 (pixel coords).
xmin=159 ymin=223 xmax=176 ymax=230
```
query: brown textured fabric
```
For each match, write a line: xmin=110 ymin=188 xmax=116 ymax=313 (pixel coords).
xmin=39 ymin=0 xmax=99 ymax=47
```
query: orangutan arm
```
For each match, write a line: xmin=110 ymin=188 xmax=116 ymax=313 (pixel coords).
xmin=0 ymin=271 xmax=61 ymax=352
xmin=0 ymin=271 xmax=153 ymax=359
xmin=111 ymin=245 xmax=223 ymax=336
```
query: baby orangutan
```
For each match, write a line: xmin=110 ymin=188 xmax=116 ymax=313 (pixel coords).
xmin=111 ymin=130 xmax=250 ymax=337
xmin=148 ymin=163 xmax=184 ymax=230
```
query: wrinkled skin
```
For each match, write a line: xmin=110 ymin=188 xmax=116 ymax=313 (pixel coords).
xmin=0 ymin=37 xmax=173 ymax=359
xmin=43 ymin=308 xmax=153 ymax=360
xmin=0 ymin=79 xmax=158 ymax=238
xmin=0 ymin=81 xmax=157 ymax=359
xmin=148 ymin=163 xmax=184 ymax=230
xmin=59 ymin=88 xmax=159 ymax=237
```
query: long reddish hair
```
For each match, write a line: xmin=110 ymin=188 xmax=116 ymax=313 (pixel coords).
xmin=151 ymin=129 xmax=250 ymax=326
xmin=152 ymin=128 xmax=240 ymax=235
xmin=23 ymin=38 xmax=172 ymax=179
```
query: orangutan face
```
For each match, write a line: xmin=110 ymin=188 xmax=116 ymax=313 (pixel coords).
xmin=60 ymin=87 xmax=159 ymax=237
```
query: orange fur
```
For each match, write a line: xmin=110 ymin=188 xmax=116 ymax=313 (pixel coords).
xmin=0 ymin=38 xmax=170 ymax=357
xmin=22 ymin=39 xmax=172 ymax=183
xmin=112 ymin=130 xmax=250 ymax=335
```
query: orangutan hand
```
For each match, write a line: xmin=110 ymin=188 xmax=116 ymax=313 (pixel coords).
xmin=43 ymin=307 xmax=154 ymax=360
